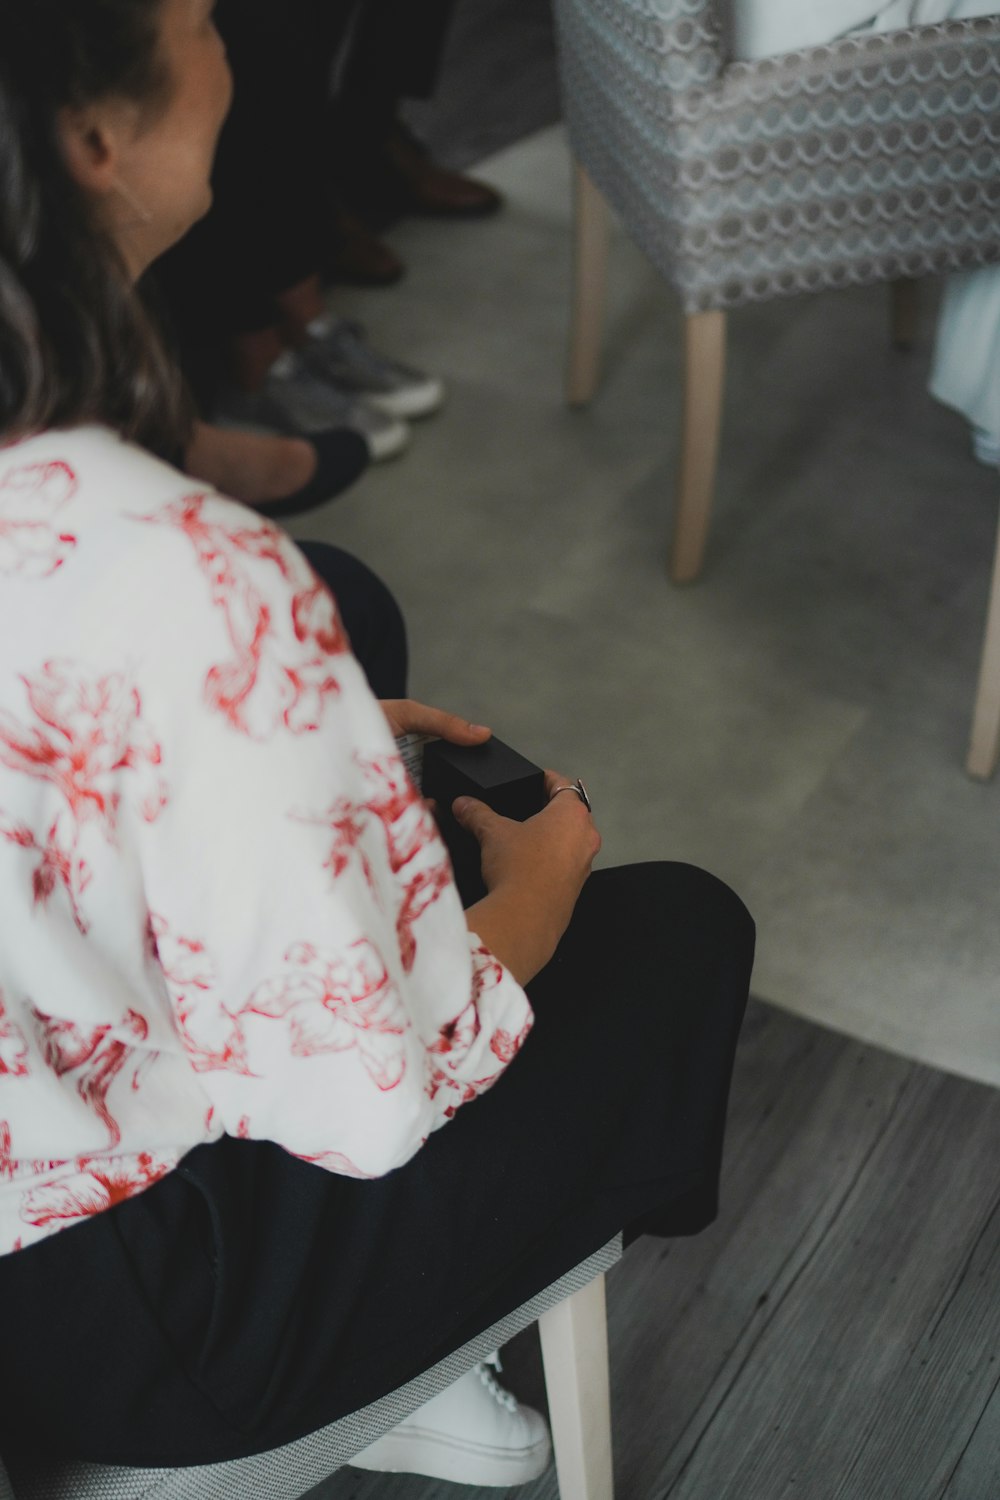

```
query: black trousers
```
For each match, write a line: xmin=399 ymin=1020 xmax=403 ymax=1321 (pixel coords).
xmin=155 ymin=0 xmax=457 ymax=365
xmin=297 ymin=541 xmax=408 ymax=699
xmin=0 ymin=543 xmax=754 ymax=1469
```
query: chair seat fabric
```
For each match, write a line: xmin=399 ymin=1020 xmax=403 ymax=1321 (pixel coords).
xmin=554 ymin=3 xmax=1000 ymax=311
xmin=1 ymin=1237 xmax=621 ymax=1500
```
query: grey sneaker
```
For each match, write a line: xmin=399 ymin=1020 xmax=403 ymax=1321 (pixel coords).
xmin=301 ymin=316 xmax=445 ymax=421
xmin=218 ymin=351 xmax=410 ymax=463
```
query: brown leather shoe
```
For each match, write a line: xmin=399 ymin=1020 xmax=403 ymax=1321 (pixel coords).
xmin=383 ymin=124 xmax=503 ymax=220
xmin=328 ymin=206 xmax=406 ymax=286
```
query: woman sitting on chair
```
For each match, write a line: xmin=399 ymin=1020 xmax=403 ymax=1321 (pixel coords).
xmin=0 ymin=0 xmax=754 ymax=1484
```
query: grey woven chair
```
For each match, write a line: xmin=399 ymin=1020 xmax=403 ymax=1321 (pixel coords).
xmin=0 ymin=1235 xmax=620 ymax=1500
xmin=554 ymin=0 xmax=1000 ymax=777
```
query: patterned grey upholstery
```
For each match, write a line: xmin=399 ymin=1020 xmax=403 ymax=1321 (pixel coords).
xmin=554 ymin=0 xmax=1000 ymax=311
xmin=1 ymin=1236 xmax=621 ymax=1500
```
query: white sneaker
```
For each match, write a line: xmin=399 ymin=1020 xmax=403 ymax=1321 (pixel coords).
xmin=349 ymin=1350 xmax=552 ymax=1487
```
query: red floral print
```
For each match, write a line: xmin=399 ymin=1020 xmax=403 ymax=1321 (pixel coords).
xmin=490 ymin=1016 xmax=534 ymax=1065
xmin=30 ymin=1007 xmax=150 ymax=1149
xmin=304 ymin=752 xmax=453 ymax=975
xmin=300 ymin=749 xmax=435 ymax=897
xmin=150 ymin=915 xmax=256 ymax=1076
xmin=357 ymin=754 xmax=454 ymax=971
xmin=0 ymin=661 xmax=167 ymax=932
xmin=425 ymin=946 xmax=533 ymax=1118
xmin=0 ymin=461 xmax=77 ymax=579
xmin=154 ymin=918 xmax=410 ymax=1091
xmin=18 ymin=1150 xmax=175 ymax=1230
xmin=359 ymin=753 xmax=434 ymax=874
xmin=396 ymin=859 xmax=454 ymax=974
xmin=298 ymin=796 xmax=376 ymax=894
xmin=138 ymin=495 xmax=347 ymax=737
xmin=248 ymin=939 xmax=409 ymax=1092
xmin=294 ymin=1148 xmax=378 ymax=1179
xmin=0 ymin=992 xmax=29 ymax=1078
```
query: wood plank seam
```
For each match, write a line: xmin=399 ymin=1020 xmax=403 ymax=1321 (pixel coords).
xmin=660 ymin=1072 xmax=915 ymax=1494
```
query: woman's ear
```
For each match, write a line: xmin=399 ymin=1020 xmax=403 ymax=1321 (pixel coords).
xmin=57 ymin=102 xmax=130 ymax=199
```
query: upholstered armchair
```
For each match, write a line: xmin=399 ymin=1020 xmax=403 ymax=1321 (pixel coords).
xmin=553 ymin=0 xmax=1000 ymax=776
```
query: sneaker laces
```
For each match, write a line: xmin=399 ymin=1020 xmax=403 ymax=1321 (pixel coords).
xmin=474 ymin=1351 xmax=519 ymax=1414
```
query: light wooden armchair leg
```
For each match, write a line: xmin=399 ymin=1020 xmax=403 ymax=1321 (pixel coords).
xmin=967 ymin=504 xmax=1000 ymax=778
xmin=890 ymin=277 xmax=919 ymax=351
xmin=538 ymin=1273 xmax=614 ymax=1500
xmin=670 ymin=308 xmax=726 ymax=583
xmin=568 ymin=160 xmax=611 ymax=407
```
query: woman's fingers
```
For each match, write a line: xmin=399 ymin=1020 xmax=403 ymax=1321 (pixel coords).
xmin=382 ymin=698 xmax=492 ymax=744
xmin=543 ymin=768 xmax=573 ymax=799
xmin=452 ymin=796 xmax=502 ymax=844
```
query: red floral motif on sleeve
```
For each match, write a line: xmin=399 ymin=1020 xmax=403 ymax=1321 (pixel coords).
xmin=359 ymin=753 xmax=454 ymax=974
xmin=425 ymin=945 xmax=532 ymax=1119
xmin=302 ymin=752 xmax=454 ymax=975
xmin=150 ymin=914 xmax=256 ymax=1076
xmin=0 ymin=461 xmax=77 ymax=578
xmin=296 ymin=749 xmax=429 ymax=898
xmin=0 ymin=661 xmax=167 ymax=932
xmin=294 ymin=1148 xmax=379 ymax=1179
xmin=396 ymin=860 xmax=454 ymax=974
xmin=136 ymin=495 xmax=347 ymax=737
xmin=18 ymin=1150 xmax=175 ymax=1230
xmin=490 ymin=1016 xmax=534 ymax=1065
xmin=359 ymin=753 xmax=434 ymax=873
xmin=29 ymin=1006 xmax=150 ymax=1149
xmin=0 ymin=1121 xmax=64 ymax=1184
xmin=297 ymin=796 xmax=376 ymax=894
xmin=0 ymin=992 xmax=29 ymax=1078
xmin=248 ymin=939 xmax=410 ymax=1091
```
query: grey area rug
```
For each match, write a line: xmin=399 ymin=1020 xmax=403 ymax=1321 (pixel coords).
xmin=290 ymin=124 xmax=1000 ymax=1088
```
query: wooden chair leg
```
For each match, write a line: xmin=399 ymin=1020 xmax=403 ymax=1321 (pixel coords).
xmin=967 ymin=503 xmax=1000 ymax=779
xmin=890 ymin=277 xmax=919 ymax=351
xmin=538 ymin=1273 xmax=614 ymax=1500
xmin=567 ymin=159 xmax=611 ymax=408
xmin=670 ymin=308 xmax=726 ymax=584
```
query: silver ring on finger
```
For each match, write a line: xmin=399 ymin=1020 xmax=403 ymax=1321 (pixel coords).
xmin=550 ymin=778 xmax=592 ymax=813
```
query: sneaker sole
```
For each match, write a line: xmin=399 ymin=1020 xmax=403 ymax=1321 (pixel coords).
xmin=365 ymin=419 xmax=411 ymax=462
xmin=365 ymin=379 xmax=446 ymax=422
xmin=348 ymin=1424 xmax=552 ymax=1486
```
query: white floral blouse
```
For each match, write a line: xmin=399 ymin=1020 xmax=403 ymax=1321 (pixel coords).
xmin=0 ymin=426 xmax=533 ymax=1256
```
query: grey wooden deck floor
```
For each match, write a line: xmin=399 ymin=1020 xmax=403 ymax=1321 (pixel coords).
xmin=311 ymin=1000 xmax=1000 ymax=1500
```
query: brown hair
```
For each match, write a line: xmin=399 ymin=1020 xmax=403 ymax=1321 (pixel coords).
xmin=0 ymin=0 xmax=192 ymax=457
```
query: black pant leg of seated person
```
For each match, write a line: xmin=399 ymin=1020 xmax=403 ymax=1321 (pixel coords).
xmin=297 ymin=540 xmax=408 ymax=699
xmin=0 ymin=861 xmax=753 ymax=1466
xmin=246 ymin=860 xmax=755 ymax=1449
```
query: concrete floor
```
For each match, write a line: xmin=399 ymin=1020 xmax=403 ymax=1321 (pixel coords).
xmin=289 ymin=123 xmax=1000 ymax=1088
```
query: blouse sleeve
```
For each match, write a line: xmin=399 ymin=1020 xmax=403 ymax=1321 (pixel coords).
xmin=131 ymin=490 xmax=533 ymax=1179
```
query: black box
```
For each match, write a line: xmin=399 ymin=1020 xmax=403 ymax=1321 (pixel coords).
xmin=422 ymin=736 xmax=546 ymax=903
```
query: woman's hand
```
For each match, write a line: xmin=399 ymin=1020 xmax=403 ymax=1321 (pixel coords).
xmin=381 ymin=698 xmax=492 ymax=747
xmin=457 ymin=769 xmax=602 ymax=986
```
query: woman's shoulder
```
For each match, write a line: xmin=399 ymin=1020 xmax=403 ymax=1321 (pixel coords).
xmin=1 ymin=423 xmax=219 ymax=516
xmin=0 ymin=422 xmax=292 ymax=578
